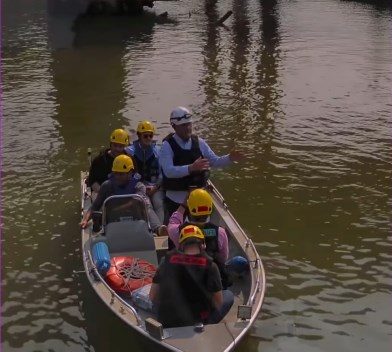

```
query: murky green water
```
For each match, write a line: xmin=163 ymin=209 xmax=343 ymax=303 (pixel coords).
xmin=2 ymin=0 xmax=392 ymax=351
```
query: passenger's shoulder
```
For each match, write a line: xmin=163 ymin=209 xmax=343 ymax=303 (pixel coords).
xmin=218 ymin=226 xmax=228 ymax=236
xmin=202 ymin=251 xmax=215 ymax=262
xmin=160 ymin=140 xmax=172 ymax=152
xmin=92 ymin=149 xmax=108 ymax=162
xmin=100 ymin=179 xmax=112 ymax=190
xmin=152 ymin=143 xmax=161 ymax=153
xmin=125 ymin=145 xmax=135 ymax=156
xmin=209 ymin=260 xmax=221 ymax=275
xmin=162 ymin=132 xmax=175 ymax=142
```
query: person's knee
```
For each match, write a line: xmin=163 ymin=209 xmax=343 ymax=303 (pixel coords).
xmin=222 ymin=290 xmax=234 ymax=309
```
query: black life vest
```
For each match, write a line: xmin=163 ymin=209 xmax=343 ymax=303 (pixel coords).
xmin=132 ymin=141 xmax=160 ymax=183
xmin=179 ymin=221 xmax=232 ymax=289
xmin=162 ymin=134 xmax=210 ymax=191
xmin=157 ymin=249 xmax=214 ymax=328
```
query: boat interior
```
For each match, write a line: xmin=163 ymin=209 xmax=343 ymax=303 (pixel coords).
xmin=88 ymin=194 xmax=253 ymax=326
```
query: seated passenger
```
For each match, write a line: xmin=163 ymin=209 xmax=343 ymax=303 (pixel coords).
xmin=81 ymin=155 xmax=166 ymax=235
xmin=125 ymin=120 xmax=164 ymax=223
xmin=168 ymin=188 xmax=231 ymax=288
xmin=86 ymin=128 xmax=129 ymax=192
xmin=149 ymin=225 xmax=234 ymax=327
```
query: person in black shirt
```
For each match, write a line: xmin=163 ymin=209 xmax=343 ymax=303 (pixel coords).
xmin=86 ymin=128 xmax=130 ymax=192
xmin=149 ymin=225 xmax=234 ymax=327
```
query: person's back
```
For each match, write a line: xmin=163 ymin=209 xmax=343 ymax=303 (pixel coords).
xmin=156 ymin=249 xmax=217 ymax=327
xmin=149 ymin=225 xmax=232 ymax=328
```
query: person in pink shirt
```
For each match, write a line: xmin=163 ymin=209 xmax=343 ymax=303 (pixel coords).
xmin=168 ymin=188 xmax=232 ymax=288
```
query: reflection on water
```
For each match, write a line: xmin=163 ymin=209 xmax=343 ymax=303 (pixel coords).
xmin=229 ymin=0 xmax=250 ymax=103
xmin=256 ymin=0 xmax=280 ymax=122
xmin=199 ymin=0 xmax=282 ymax=162
xmin=49 ymin=13 xmax=158 ymax=152
xmin=2 ymin=0 xmax=392 ymax=351
xmin=201 ymin=0 xmax=220 ymax=107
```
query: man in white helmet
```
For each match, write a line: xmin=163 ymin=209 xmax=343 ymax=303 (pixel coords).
xmin=159 ymin=106 xmax=244 ymax=223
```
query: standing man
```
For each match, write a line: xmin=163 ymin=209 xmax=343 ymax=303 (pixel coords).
xmin=86 ymin=128 xmax=129 ymax=192
xmin=159 ymin=106 xmax=244 ymax=222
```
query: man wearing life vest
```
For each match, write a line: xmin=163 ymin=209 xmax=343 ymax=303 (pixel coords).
xmin=125 ymin=120 xmax=164 ymax=223
xmin=149 ymin=225 xmax=234 ymax=327
xmin=86 ymin=128 xmax=129 ymax=192
xmin=80 ymin=155 xmax=166 ymax=235
xmin=168 ymin=188 xmax=232 ymax=288
xmin=159 ymin=106 xmax=244 ymax=222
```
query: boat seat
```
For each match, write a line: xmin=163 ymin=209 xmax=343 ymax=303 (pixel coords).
xmin=104 ymin=220 xmax=158 ymax=265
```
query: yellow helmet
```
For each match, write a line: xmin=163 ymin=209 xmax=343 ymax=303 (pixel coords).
xmin=110 ymin=129 xmax=129 ymax=146
xmin=112 ymin=155 xmax=134 ymax=173
xmin=179 ymin=225 xmax=205 ymax=244
xmin=137 ymin=120 xmax=155 ymax=134
xmin=187 ymin=189 xmax=213 ymax=216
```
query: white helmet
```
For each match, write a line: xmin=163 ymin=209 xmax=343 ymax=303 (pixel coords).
xmin=170 ymin=106 xmax=193 ymax=125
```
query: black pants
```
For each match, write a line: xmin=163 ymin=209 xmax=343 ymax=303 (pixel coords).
xmin=164 ymin=196 xmax=181 ymax=225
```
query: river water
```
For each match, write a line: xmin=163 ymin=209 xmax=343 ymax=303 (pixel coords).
xmin=2 ymin=0 xmax=392 ymax=351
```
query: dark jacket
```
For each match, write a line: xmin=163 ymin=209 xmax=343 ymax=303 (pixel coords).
xmin=153 ymin=249 xmax=222 ymax=328
xmin=86 ymin=149 xmax=114 ymax=187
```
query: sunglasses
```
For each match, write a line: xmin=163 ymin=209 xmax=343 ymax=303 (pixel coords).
xmin=170 ymin=113 xmax=192 ymax=121
xmin=142 ymin=133 xmax=154 ymax=139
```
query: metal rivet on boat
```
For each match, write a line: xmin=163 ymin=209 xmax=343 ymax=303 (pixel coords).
xmin=110 ymin=293 xmax=115 ymax=305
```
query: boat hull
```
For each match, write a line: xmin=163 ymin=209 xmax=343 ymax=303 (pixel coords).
xmin=81 ymin=171 xmax=266 ymax=352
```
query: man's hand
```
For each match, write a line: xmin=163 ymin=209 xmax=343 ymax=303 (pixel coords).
xmin=229 ymin=150 xmax=245 ymax=162
xmin=146 ymin=185 xmax=159 ymax=197
xmin=80 ymin=210 xmax=92 ymax=229
xmin=91 ymin=182 xmax=100 ymax=192
xmin=189 ymin=157 xmax=210 ymax=173
xmin=80 ymin=219 xmax=89 ymax=229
